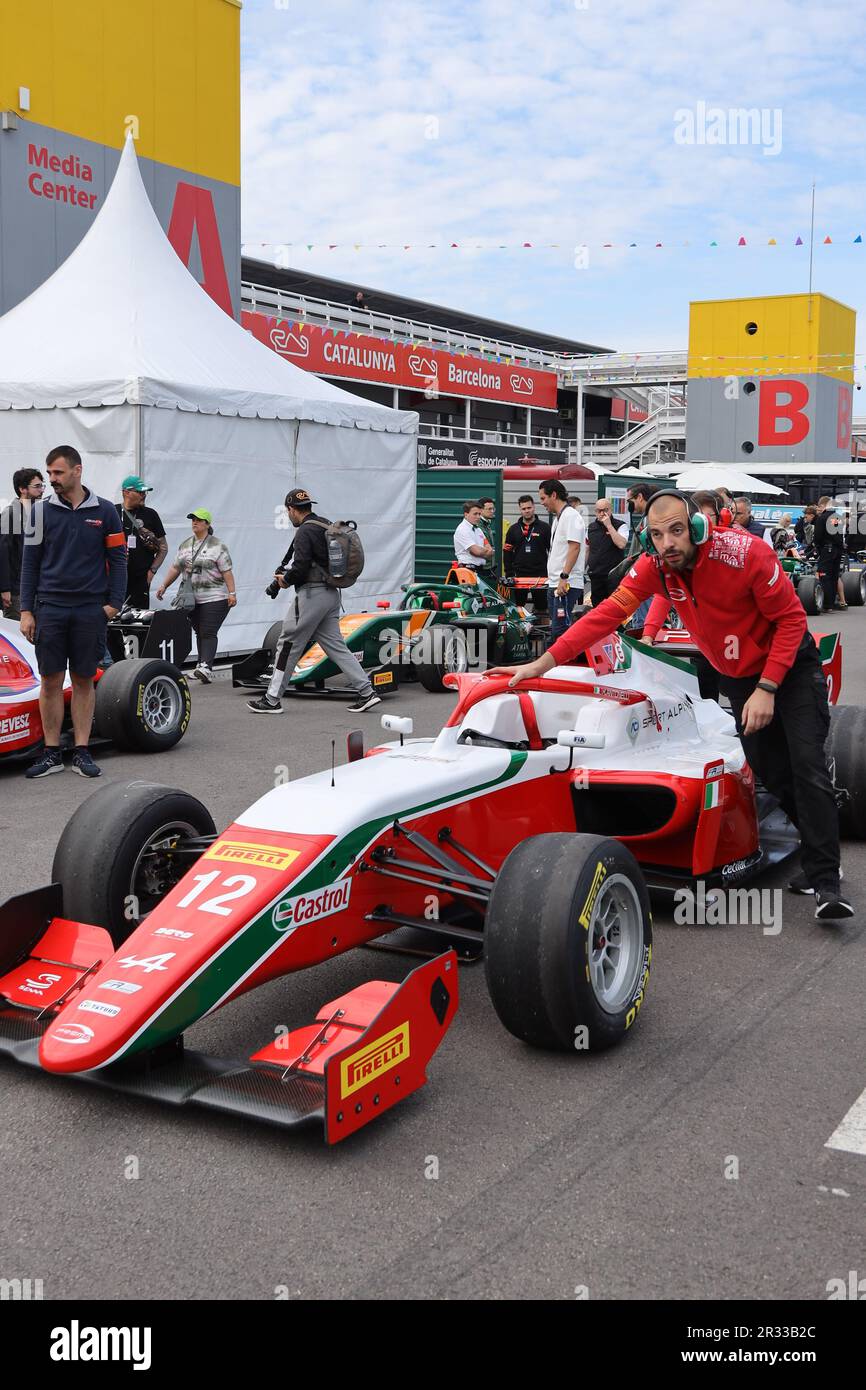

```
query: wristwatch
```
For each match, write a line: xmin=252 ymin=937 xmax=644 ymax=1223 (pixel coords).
xmin=559 ymin=572 xmax=570 ymax=580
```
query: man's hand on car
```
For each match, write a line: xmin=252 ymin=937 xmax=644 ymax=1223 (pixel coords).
xmin=487 ymin=653 xmax=556 ymax=688
xmin=103 ymin=605 xmax=119 ymax=620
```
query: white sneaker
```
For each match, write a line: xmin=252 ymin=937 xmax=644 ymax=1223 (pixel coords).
xmin=193 ymin=664 xmax=213 ymax=684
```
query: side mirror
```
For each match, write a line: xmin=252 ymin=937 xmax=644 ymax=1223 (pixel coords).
xmin=556 ymin=730 xmax=606 ymax=749
xmin=377 ymin=600 xmax=391 ymax=609
xmin=381 ymin=715 xmax=413 ymax=737
xmin=347 ymin=730 xmax=365 ymax=762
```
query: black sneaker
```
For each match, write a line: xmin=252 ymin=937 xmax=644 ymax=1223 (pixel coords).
xmin=247 ymin=694 xmax=283 ymax=713
xmin=815 ymin=886 xmax=854 ymax=921
xmin=347 ymin=692 xmax=382 ymax=713
xmin=24 ymin=749 xmax=63 ymax=779
xmin=71 ymin=749 xmax=102 ymax=778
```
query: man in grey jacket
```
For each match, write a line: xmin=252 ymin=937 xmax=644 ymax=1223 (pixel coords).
xmin=247 ymin=488 xmax=380 ymax=714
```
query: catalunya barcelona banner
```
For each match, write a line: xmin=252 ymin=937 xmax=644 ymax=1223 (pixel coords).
xmin=241 ymin=312 xmax=559 ymax=410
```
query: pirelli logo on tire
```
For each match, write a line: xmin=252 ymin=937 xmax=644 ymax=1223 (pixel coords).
xmin=578 ymin=862 xmax=607 ymax=931
xmin=340 ymin=1022 xmax=410 ymax=1097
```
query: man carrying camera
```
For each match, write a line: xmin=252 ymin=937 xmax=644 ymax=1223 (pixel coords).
xmin=247 ymin=488 xmax=381 ymax=714
xmin=117 ymin=476 xmax=167 ymax=609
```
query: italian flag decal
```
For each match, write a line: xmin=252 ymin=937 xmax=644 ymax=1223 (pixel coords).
xmin=703 ymin=781 xmax=721 ymax=810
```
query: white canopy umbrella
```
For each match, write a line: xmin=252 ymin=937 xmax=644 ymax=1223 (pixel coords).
xmin=672 ymin=464 xmax=788 ymax=496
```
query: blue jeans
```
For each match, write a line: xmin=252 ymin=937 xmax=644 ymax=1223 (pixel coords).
xmin=548 ymin=586 xmax=584 ymax=646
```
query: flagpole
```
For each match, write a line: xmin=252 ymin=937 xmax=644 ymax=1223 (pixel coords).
xmin=807 ymin=180 xmax=816 ymax=322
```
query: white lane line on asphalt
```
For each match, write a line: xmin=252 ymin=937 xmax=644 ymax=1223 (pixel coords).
xmin=826 ymin=1088 xmax=866 ymax=1156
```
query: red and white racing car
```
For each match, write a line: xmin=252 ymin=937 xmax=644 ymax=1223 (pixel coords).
xmin=0 ymin=613 xmax=191 ymax=764
xmin=0 ymin=628 xmax=860 ymax=1142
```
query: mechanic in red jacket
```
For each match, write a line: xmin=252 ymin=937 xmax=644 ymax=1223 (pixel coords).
xmin=492 ymin=489 xmax=852 ymax=920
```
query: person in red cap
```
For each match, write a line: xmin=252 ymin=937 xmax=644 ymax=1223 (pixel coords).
xmin=490 ymin=488 xmax=852 ymax=921
xmin=248 ymin=488 xmax=380 ymax=714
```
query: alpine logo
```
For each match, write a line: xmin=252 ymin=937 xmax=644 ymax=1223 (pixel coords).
xmin=273 ymin=878 xmax=352 ymax=932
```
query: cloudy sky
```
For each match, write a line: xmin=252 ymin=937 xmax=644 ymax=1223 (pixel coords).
xmin=240 ymin=0 xmax=866 ymax=366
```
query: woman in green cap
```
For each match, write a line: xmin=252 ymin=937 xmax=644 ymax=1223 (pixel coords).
xmin=156 ymin=510 xmax=237 ymax=682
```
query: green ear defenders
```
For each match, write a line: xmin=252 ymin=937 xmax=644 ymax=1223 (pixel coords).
xmin=639 ymin=489 xmax=711 ymax=555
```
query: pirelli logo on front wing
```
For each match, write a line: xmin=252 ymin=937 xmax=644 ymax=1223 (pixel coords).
xmin=340 ymin=1022 xmax=410 ymax=1097
xmin=203 ymin=840 xmax=301 ymax=872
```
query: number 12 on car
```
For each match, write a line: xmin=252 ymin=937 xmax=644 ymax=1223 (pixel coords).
xmin=176 ymin=871 xmax=258 ymax=917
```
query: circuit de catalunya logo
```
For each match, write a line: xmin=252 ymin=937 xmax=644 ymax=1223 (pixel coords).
xmin=272 ymin=878 xmax=352 ymax=933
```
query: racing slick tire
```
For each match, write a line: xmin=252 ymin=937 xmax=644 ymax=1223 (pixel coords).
xmin=485 ymin=832 xmax=652 ymax=1052
xmin=841 ymin=570 xmax=866 ymax=606
xmin=827 ymin=706 xmax=866 ymax=839
xmin=52 ymin=781 xmax=216 ymax=946
xmin=262 ymin=619 xmax=284 ymax=658
xmin=797 ymin=576 xmax=824 ymax=615
xmin=94 ymin=658 xmax=191 ymax=752
xmin=416 ymin=626 xmax=472 ymax=692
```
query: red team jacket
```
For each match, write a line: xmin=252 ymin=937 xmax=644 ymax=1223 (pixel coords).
xmin=547 ymin=526 xmax=807 ymax=688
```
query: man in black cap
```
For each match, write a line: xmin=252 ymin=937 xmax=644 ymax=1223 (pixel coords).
xmin=248 ymin=488 xmax=381 ymax=714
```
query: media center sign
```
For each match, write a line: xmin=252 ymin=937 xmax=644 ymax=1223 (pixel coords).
xmin=418 ymin=440 xmax=566 ymax=469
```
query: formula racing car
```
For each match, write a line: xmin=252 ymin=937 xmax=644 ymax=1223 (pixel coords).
xmin=1 ymin=627 xmax=862 ymax=1143
xmin=0 ymin=610 xmax=191 ymax=765
xmin=231 ymin=568 xmax=538 ymax=697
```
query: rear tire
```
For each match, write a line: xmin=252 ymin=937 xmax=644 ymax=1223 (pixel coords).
xmin=95 ymin=658 xmax=191 ymax=752
xmin=485 ymin=832 xmax=652 ymax=1051
xmin=798 ymin=576 xmax=824 ymax=615
xmin=827 ymin=705 xmax=866 ymax=839
xmin=52 ymin=781 xmax=215 ymax=945
xmin=842 ymin=570 xmax=866 ymax=606
xmin=263 ymin=619 xmax=284 ymax=657
xmin=416 ymin=627 xmax=471 ymax=692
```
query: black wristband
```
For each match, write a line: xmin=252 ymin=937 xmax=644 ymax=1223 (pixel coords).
xmin=559 ymin=572 xmax=570 ymax=580
xmin=756 ymin=680 xmax=777 ymax=694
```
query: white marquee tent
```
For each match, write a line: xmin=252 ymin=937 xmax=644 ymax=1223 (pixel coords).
xmin=0 ymin=136 xmax=419 ymax=650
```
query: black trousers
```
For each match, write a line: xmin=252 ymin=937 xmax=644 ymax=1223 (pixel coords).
xmin=125 ymin=578 xmax=151 ymax=609
xmin=817 ymin=545 xmax=842 ymax=609
xmin=719 ymin=636 xmax=840 ymax=888
xmin=511 ymin=581 xmax=548 ymax=613
xmin=189 ymin=599 xmax=229 ymax=667
xmin=588 ymin=571 xmax=616 ymax=607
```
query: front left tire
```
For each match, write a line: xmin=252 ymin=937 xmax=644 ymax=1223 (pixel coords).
xmin=52 ymin=780 xmax=215 ymax=945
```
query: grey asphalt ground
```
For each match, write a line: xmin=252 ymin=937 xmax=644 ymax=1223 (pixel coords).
xmin=1 ymin=612 xmax=865 ymax=1302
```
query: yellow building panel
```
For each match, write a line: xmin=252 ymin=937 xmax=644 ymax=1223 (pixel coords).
xmin=0 ymin=0 xmax=239 ymax=186
xmin=689 ymin=293 xmax=854 ymax=382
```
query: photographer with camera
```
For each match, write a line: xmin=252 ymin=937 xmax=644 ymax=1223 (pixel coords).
xmin=117 ymin=477 xmax=168 ymax=609
xmin=248 ymin=488 xmax=381 ymax=715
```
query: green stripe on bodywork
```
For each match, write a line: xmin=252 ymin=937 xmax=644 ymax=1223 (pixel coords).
xmin=623 ymin=633 xmax=697 ymax=678
xmin=127 ymin=751 xmax=528 ymax=1056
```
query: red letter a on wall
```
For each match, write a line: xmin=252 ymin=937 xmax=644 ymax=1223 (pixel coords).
xmin=168 ymin=183 xmax=233 ymax=315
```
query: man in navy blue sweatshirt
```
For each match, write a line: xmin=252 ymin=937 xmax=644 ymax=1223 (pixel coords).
xmin=19 ymin=445 xmax=127 ymax=779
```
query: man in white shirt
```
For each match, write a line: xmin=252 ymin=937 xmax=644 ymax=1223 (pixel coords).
xmin=453 ymin=500 xmax=494 ymax=574
xmin=540 ymin=479 xmax=586 ymax=643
